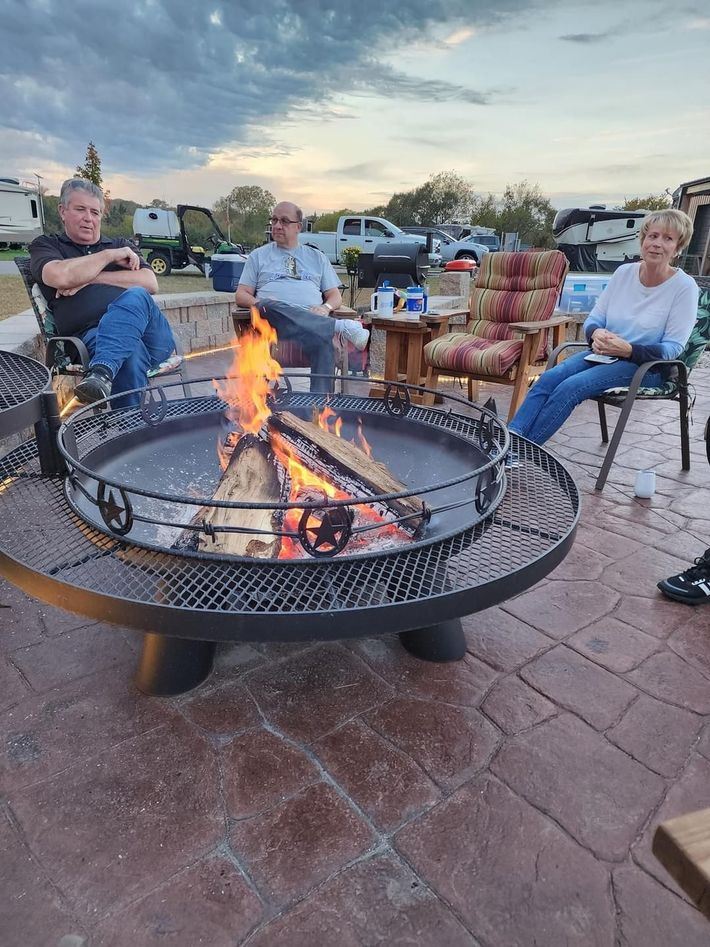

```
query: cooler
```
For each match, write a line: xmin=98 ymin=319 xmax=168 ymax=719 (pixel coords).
xmin=559 ymin=273 xmax=610 ymax=313
xmin=210 ymin=253 xmax=247 ymax=293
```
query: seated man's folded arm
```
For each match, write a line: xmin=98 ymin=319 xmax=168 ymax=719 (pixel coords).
xmin=34 ymin=242 xmax=148 ymax=292
xmin=92 ymin=266 xmax=158 ymax=293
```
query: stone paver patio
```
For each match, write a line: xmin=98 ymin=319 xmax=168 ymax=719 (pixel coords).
xmin=2 ymin=352 xmax=710 ymax=946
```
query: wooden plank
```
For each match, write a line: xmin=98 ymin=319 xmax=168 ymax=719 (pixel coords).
xmin=652 ymin=807 xmax=710 ymax=921
xmin=269 ymin=410 xmax=423 ymax=530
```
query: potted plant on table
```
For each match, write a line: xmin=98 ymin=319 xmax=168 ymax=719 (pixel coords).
xmin=341 ymin=246 xmax=361 ymax=309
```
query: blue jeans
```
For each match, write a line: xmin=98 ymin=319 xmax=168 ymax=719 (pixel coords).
xmin=81 ymin=287 xmax=176 ymax=408
xmin=259 ymin=300 xmax=336 ymax=394
xmin=508 ymin=351 xmax=664 ymax=445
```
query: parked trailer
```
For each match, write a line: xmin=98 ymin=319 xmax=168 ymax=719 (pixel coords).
xmin=553 ymin=205 xmax=647 ymax=273
xmin=0 ymin=178 xmax=43 ymax=247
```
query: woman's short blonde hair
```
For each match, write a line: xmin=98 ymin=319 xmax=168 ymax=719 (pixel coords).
xmin=639 ymin=208 xmax=694 ymax=254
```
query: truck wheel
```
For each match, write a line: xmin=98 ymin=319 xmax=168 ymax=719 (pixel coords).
xmin=148 ymin=252 xmax=171 ymax=276
xmin=456 ymin=251 xmax=478 ymax=263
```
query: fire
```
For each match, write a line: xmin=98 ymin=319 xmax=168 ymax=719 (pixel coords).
xmin=216 ymin=308 xmax=408 ymax=558
xmin=215 ymin=307 xmax=280 ymax=439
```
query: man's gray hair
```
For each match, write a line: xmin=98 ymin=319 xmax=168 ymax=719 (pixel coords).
xmin=59 ymin=178 xmax=105 ymax=210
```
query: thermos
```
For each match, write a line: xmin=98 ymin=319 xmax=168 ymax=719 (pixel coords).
xmin=405 ymin=286 xmax=425 ymax=319
xmin=370 ymin=281 xmax=395 ymax=317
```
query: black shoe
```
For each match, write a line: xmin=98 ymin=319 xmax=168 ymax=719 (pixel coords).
xmin=74 ymin=366 xmax=113 ymax=405
xmin=657 ymin=549 xmax=710 ymax=605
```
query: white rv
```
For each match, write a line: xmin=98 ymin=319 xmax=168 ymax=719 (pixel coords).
xmin=553 ymin=205 xmax=647 ymax=272
xmin=0 ymin=178 xmax=43 ymax=247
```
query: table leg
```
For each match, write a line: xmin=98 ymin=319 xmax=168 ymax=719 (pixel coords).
xmin=371 ymin=328 xmax=404 ymax=397
xmin=405 ymin=332 xmax=423 ymax=390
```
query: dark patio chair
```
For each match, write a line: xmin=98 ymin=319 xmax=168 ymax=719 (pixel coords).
xmin=14 ymin=256 xmax=191 ymax=397
xmin=546 ymin=277 xmax=710 ymax=491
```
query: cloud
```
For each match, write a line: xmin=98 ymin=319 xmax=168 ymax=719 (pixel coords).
xmin=0 ymin=0 xmax=539 ymax=179
xmin=323 ymin=162 xmax=383 ymax=180
xmin=559 ymin=31 xmax=611 ymax=43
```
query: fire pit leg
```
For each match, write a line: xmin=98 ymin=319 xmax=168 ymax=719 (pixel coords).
xmin=399 ymin=619 xmax=466 ymax=662
xmin=134 ymin=633 xmax=217 ymax=695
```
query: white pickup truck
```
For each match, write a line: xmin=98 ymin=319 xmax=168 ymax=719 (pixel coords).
xmin=298 ymin=215 xmax=440 ymax=264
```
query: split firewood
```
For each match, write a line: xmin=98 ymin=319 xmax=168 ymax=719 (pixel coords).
xmin=268 ymin=410 xmax=423 ymax=531
xmin=174 ymin=433 xmax=283 ymax=558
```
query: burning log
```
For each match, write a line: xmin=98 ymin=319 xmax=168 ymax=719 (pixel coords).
xmin=175 ymin=434 xmax=284 ymax=558
xmin=268 ymin=410 xmax=424 ymax=532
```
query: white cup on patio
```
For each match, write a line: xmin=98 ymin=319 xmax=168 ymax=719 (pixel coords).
xmin=634 ymin=469 xmax=656 ymax=498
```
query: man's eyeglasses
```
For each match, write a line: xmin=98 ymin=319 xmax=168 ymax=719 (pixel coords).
xmin=270 ymin=216 xmax=299 ymax=226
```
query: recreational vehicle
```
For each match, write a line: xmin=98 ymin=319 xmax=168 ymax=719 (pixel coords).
xmin=553 ymin=205 xmax=647 ymax=272
xmin=0 ymin=178 xmax=43 ymax=247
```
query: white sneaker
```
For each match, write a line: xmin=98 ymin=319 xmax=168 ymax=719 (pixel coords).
xmin=335 ymin=319 xmax=369 ymax=352
xmin=147 ymin=353 xmax=183 ymax=377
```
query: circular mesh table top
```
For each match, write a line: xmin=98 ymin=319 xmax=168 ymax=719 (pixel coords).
xmin=0 ymin=398 xmax=580 ymax=642
xmin=0 ymin=350 xmax=51 ymax=436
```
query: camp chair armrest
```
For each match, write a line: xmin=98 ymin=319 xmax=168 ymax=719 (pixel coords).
xmin=547 ymin=340 xmax=589 ymax=369
xmin=46 ymin=336 xmax=91 ymax=370
xmin=508 ymin=314 xmax=574 ymax=333
xmin=623 ymin=358 xmax=687 ymax=398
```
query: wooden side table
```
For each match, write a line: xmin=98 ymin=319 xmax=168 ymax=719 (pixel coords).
xmin=367 ymin=311 xmax=465 ymax=403
xmin=653 ymin=808 xmax=710 ymax=922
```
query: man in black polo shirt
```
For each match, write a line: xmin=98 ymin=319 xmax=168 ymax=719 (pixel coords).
xmin=29 ymin=178 xmax=178 ymax=406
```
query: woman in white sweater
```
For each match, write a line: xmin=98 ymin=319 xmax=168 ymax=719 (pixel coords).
xmin=509 ymin=209 xmax=697 ymax=445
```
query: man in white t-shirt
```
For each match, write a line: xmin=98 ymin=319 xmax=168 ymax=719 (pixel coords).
xmin=236 ymin=201 xmax=369 ymax=392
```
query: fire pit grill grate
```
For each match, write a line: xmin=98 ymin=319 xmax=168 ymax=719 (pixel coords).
xmin=0 ymin=427 xmax=578 ymax=638
xmin=0 ymin=351 xmax=49 ymax=409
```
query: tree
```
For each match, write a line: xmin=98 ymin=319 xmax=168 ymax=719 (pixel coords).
xmin=75 ymin=141 xmax=103 ymax=187
xmin=384 ymin=171 xmax=474 ymax=226
xmin=313 ymin=208 xmax=356 ymax=232
xmin=213 ymin=185 xmax=275 ymax=246
xmin=149 ymin=198 xmax=172 ymax=210
xmin=471 ymin=181 xmax=557 ymax=248
xmin=622 ymin=193 xmax=672 ymax=211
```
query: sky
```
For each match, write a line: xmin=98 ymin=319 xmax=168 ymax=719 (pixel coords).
xmin=2 ymin=0 xmax=709 ymax=216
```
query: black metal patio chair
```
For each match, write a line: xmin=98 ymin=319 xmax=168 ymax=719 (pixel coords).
xmin=546 ymin=276 xmax=710 ymax=491
xmin=14 ymin=256 xmax=191 ymax=397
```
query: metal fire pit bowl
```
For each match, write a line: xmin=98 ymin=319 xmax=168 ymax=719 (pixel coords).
xmin=58 ymin=377 xmax=509 ymax=563
xmin=0 ymin=371 xmax=580 ymax=696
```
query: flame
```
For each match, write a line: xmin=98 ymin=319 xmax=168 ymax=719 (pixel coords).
xmin=215 ymin=307 xmax=281 ymax=469
xmin=215 ymin=308 xmax=409 ymax=558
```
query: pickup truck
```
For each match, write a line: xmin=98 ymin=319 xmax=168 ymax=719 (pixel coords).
xmin=298 ymin=215 xmax=440 ymax=265
xmin=401 ymin=226 xmax=490 ymax=264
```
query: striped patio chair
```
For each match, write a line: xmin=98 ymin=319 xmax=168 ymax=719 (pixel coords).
xmin=423 ymin=250 xmax=571 ymax=420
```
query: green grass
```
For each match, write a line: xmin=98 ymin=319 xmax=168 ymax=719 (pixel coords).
xmin=0 ymin=268 xmax=444 ymax=322
xmin=0 ymin=269 xmax=218 ymax=322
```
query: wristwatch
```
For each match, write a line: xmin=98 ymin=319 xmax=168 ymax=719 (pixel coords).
xmin=323 ymin=302 xmax=334 ymax=311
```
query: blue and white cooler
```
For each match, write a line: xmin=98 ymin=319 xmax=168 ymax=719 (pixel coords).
xmin=210 ymin=253 xmax=248 ymax=293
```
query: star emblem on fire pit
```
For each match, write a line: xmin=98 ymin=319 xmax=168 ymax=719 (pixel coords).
xmin=97 ymin=481 xmax=133 ymax=536
xmin=383 ymin=384 xmax=411 ymax=417
xmin=298 ymin=506 xmax=353 ymax=557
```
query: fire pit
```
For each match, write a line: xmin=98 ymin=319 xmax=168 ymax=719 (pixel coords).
xmin=0 ymin=342 xmax=579 ymax=696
